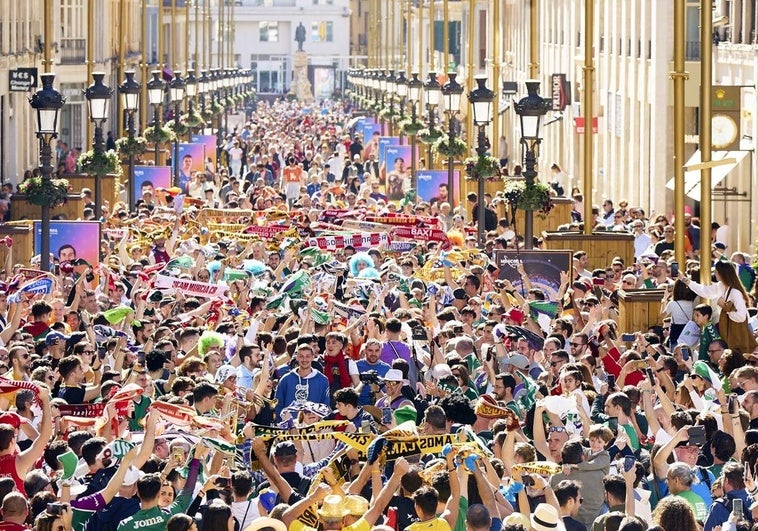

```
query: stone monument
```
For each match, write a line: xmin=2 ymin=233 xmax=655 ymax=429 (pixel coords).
xmin=292 ymin=22 xmax=313 ymax=103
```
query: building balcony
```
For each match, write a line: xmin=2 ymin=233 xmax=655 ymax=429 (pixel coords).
xmin=60 ymin=38 xmax=86 ymax=64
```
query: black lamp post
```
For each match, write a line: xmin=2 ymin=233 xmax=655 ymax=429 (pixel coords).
xmin=119 ymin=71 xmax=141 ymax=212
xmin=441 ymin=72 xmax=463 ymax=207
xmin=386 ymin=70 xmax=397 ymax=135
xmin=84 ymin=72 xmax=113 ymax=222
xmin=467 ymin=75 xmax=494 ymax=248
xmin=169 ymin=72 xmax=186 ymax=187
xmin=407 ymin=72 xmax=422 ymax=187
xmin=199 ymin=70 xmax=210 ymax=116
xmin=424 ymin=72 xmax=441 ymax=169
xmin=185 ymin=70 xmax=198 ymax=140
xmin=147 ymin=70 xmax=166 ymax=165
xmin=210 ymin=68 xmax=222 ymax=163
xmin=514 ymin=80 xmax=551 ymax=249
xmin=396 ymin=70 xmax=408 ymax=130
xmin=28 ymin=73 xmax=65 ymax=272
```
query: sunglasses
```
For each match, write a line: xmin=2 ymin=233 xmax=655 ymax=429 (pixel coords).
xmin=548 ymin=426 xmax=567 ymax=434
xmin=570 ymin=342 xmax=585 ymax=347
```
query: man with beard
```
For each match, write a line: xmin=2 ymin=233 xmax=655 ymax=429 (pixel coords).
xmin=235 ymin=344 xmax=262 ymax=390
xmin=274 ymin=344 xmax=329 ymax=417
xmin=355 ymin=339 xmax=391 ymax=406
xmin=5 ymin=345 xmax=31 ymax=382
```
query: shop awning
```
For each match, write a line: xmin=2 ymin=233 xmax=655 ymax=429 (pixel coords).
xmin=665 ymin=150 xmax=749 ymax=200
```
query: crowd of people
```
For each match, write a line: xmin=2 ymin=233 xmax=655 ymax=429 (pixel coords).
xmin=1 ymin=96 xmax=756 ymax=531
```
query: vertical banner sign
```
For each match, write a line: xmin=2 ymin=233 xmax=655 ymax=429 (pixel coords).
xmin=711 ymin=86 xmax=741 ymax=151
xmin=551 ymin=74 xmax=568 ymax=112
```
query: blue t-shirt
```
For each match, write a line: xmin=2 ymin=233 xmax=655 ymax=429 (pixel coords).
xmin=355 ymin=359 xmax=391 ymax=405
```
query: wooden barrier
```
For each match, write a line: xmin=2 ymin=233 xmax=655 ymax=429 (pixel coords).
xmin=10 ymin=194 xmax=86 ymax=222
xmin=0 ymin=223 xmax=33 ymax=265
xmin=541 ymin=231 xmax=635 ymax=270
xmin=617 ymin=288 xmax=666 ymax=334
xmin=59 ymin=173 xmax=120 ymax=206
xmin=515 ymin=197 xmax=574 ymax=238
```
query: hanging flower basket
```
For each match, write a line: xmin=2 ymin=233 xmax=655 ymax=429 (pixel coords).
xmin=182 ymin=110 xmax=205 ymax=130
xmin=378 ymin=107 xmax=400 ymax=121
xmin=201 ymin=108 xmax=215 ymax=122
xmin=433 ymin=135 xmax=468 ymax=159
xmin=211 ymin=101 xmax=225 ymax=117
xmin=418 ymin=127 xmax=444 ymax=145
xmin=224 ymin=97 xmax=235 ymax=109
xmin=115 ymin=136 xmax=148 ymax=157
xmin=166 ymin=119 xmax=189 ymax=137
xmin=503 ymin=179 xmax=555 ymax=213
xmin=143 ymin=125 xmax=176 ymax=145
xmin=18 ymin=177 xmax=70 ymax=207
xmin=285 ymin=92 xmax=298 ymax=102
xmin=78 ymin=149 xmax=122 ymax=176
xmin=398 ymin=117 xmax=425 ymax=137
xmin=463 ymin=155 xmax=501 ymax=181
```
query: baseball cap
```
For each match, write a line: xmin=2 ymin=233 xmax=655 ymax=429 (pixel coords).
xmin=215 ymin=365 xmax=237 ymax=384
xmin=273 ymin=441 xmax=297 ymax=457
xmin=46 ymin=331 xmax=70 ymax=345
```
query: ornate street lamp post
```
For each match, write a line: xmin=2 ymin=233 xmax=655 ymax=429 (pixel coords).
xmin=407 ymin=72 xmax=422 ymax=190
xmin=169 ymin=72 xmax=186 ymax=187
xmin=119 ymin=71 xmax=141 ymax=211
xmin=441 ymin=72 xmax=463 ymax=206
xmin=147 ymin=70 xmax=166 ymax=165
xmin=423 ymin=72 xmax=441 ymax=169
xmin=467 ymin=75 xmax=494 ymax=248
xmin=84 ymin=72 xmax=113 ymax=221
xmin=29 ymin=73 xmax=65 ymax=272
xmin=514 ymin=80 xmax=551 ymax=249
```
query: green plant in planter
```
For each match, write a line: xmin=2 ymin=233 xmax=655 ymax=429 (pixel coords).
xmin=397 ymin=117 xmax=425 ymax=136
xmin=18 ymin=177 xmax=70 ymax=207
xmin=285 ymin=92 xmax=297 ymax=102
xmin=182 ymin=110 xmax=205 ymax=130
xmin=78 ymin=149 xmax=123 ymax=176
xmin=224 ymin=97 xmax=235 ymax=109
xmin=503 ymin=179 xmax=554 ymax=213
xmin=166 ymin=118 xmax=189 ymax=137
xmin=115 ymin=136 xmax=148 ymax=157
xmin=417 ymin=127 xmax=444 ymax=145
xmin=463 ymin=155 xmax=501 ymax=181
xmin=201 ymin=108 xmax=214 ymax=122
xmin=143 ymin=125 xmax=176 ymax=145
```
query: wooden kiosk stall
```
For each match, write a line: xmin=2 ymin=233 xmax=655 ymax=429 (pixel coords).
xmin=616 ymin=288 xmax=666 ymax=334
xmin=541 ymin=231 xmax=635 ymax=270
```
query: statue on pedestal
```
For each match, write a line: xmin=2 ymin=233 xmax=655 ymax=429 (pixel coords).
xmin=295 ymin=22 xmax=306 ymax=52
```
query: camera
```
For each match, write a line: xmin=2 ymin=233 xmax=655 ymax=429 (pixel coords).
xmin=47 ymin=503 xmax=67 ymax=515
xmin=412 ymin=326 xmax=427 ymax=341
xmin=522 ymin=474 xmax=535 ymax=487
xmin=359 ymin=370 xmax=381 ymax=385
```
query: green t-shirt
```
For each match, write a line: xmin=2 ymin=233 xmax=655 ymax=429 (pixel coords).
xmin=678 ymin=489 xmax=707 ymax=521
xmin=117 ymin=493 xmax=189 ymax=531
xmin=129 ymin=395 xmax=152 ymax=432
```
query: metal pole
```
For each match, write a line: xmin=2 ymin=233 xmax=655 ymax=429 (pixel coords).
xmin=529 ymin=0 xmax=539 ymax=78
xmin=174 ymin=101 xmax=181 ymax=187
xmin=672 ymin=0 xmax=688 ymax=267
xmin=93 ymin=123 xmax=105 ymax=220
xmin=186 ymin=0 xmax=191 ymax=72
xmin=582 ymin=0 xmax=595 ymax=234
xmin=523 ymin=143 xmax=539 ymax=249
xmin=87 ymin=0 xmax=94 ymax=149
xmin=476 ymin=125 xmax=487 ymax=247
xmin=40 ymin=137 xmax=54 ymax=272
xmin=228 ymin=0 xmax=233 ymax=68
xmin=699 ymin=0 xmax=713 ymax=281
xmin=448 ymin=111 xmax=456 ymax=207
xmin=206 ymin=0 xmax=211 ymax=70
xmin=43 ymin=0 xmax=52 ymax=73
xmin=492 ymin=0 xmax=500 ymax=159
xmin=195 ymin=0 xmax=200 ymax=70
xmin=127 ymin=111 xmax=136 ymax=211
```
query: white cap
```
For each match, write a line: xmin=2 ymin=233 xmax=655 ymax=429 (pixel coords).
xmin=383 ymin=369 xmax=404 ymax=382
